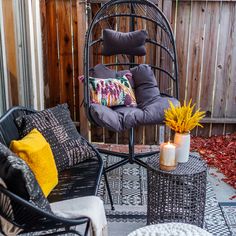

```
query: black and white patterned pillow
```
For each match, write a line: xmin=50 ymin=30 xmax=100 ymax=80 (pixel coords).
xmin=16 ymin=104 xmax=96 ymax=171
xmin=0 ymin=143 xmax=51 ymax=212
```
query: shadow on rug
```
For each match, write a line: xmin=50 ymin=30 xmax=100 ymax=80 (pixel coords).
xmin=99 ymin=154 xmax=232 ymax=236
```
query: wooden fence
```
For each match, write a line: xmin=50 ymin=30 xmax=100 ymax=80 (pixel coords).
xmin=40 ymin=0 xmax=236 ymax=144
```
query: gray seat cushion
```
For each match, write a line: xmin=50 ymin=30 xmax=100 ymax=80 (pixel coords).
xmin=89 ymin=64 xmax=179 ymax=132
xmin=90 ymin=96 xmax=179 ymax=132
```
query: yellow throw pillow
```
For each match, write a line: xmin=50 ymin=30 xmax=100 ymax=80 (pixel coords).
xmin=10 ymin=128 xmax=58 ymax=197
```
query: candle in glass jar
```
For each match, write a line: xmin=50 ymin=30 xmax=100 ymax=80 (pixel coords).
xmin=160 ymin=142 xmax=177 ymax=171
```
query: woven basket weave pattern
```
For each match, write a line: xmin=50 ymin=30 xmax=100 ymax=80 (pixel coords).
xmin=147 ymin=154 xmax=207 ymax=227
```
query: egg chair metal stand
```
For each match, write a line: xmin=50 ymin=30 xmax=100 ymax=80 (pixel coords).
xmin=84 ymin=0 xmax=179 ymax=208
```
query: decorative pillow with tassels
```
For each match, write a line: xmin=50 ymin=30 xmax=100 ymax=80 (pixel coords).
xmin=88 ymin=75 xmax=137 ymax=107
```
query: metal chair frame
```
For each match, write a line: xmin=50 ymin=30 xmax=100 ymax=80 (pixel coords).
xmin=84 ymin=0 xmax=179 ymax=209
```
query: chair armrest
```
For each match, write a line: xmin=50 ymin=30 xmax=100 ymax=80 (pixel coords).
xmin=0 ymin=186 xmax=90 ymax=233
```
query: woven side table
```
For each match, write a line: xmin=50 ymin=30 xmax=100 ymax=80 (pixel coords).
xmin=147 ymin=153 xmax=207 ymax=227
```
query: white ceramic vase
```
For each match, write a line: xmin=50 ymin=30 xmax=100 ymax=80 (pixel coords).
xmin=174 ymin=132 xmax=190 ymax=163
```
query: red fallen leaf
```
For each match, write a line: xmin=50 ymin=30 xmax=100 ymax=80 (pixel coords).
xmin=199 ymin=150 xmax=206 ymax=155
xmin=216 ymin=138 xmax=222 ymax=143
xmin=229 ymin=195 xmax=236 ymax=200
xmin=227 ymin=142 xmax=236 ymax=148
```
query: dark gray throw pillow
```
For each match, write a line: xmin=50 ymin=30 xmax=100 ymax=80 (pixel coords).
xmin=102 ymin=29 xmax=148 ymax=56
xmin=0 ymin=143 xmax=51 ymax=212
xmin=91 ymin=64 xmax=129 ymax=78
xmin=16 ymin=104 xmax=96 ymax=171
xmin=90 ymin=64 xmax=134 ymax=87
xmin=131 ymin=64 xmax=160 ymax=108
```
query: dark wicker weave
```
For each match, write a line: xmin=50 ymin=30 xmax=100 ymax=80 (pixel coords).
xmin=147 ymin=153 xmax=207 ymax=227
xmin=0 ymin=106 xmax=106 ymax=236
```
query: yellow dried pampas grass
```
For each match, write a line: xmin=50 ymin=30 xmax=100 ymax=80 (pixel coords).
xmin=164 ymin=100 xmax=205 ymax=134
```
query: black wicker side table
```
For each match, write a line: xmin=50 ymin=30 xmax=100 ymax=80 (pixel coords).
xmin=147 ymin=153 xmax=207 ymax=227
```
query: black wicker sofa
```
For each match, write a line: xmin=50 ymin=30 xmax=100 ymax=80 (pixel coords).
xmin=0 ymin=106 xmax=107 ymax=236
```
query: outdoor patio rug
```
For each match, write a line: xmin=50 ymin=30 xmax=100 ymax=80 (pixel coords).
xmin=99 ymin=154 xmax=232 ymax=236
xmin=220 ymin=202 xmax=236 ymax=236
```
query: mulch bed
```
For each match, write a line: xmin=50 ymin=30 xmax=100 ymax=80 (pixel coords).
xmin=191 ymin=133 xmax=236 ymax=191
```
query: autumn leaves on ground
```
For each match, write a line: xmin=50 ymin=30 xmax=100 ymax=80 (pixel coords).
xmin=191 ymin=133 xmax=236 ymax=191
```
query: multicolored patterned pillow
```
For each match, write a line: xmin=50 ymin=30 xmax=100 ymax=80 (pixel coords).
xmin=89 ymin=75 xmax=137 ymax=107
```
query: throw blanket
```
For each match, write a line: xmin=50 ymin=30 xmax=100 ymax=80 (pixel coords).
xmin=50 ymin=196 xmax=108 ymax=236
xmin=0 ymin=178 xmax=23 ymax=236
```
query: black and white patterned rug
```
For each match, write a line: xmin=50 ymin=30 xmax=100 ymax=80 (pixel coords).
xmin=99 ymin=154 xmax=233 ymax=236
xmin=220 ymin=202 xmax=236 ymax=236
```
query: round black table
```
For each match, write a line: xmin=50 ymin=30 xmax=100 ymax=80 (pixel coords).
xmin=147 ymin=153 xmax=207 ymax=227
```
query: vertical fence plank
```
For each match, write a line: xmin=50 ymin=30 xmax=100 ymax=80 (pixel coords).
xmin=224 ymin=2 xmax=236 ymax=135
xmin=199 ymin=2 xmax=221 ymax=137
xmin=72 ymin=0 xmax=80 ymax=121
xmin=45 ymin=0 xmax=60 ymax=107
xmin=185 ymin=1 xmax=206 ymax=105
xmin=90 ymin=3 xmax=104 ymax=143
xmin=77 ymin=0 xmax=89 ymax=139
xmin=40 ymin=0 xmax=49 ymax=107
xmin=212 ymin=1 xmax=228 ymax=136
xmin=57 ymin=1 xmax=75 ymax=118
xmin=173 ymin=1 xmax=191 ymax=103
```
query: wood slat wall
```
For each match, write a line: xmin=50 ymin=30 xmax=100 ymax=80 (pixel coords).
xmin=173 ymin=0 xmax=236 ymax=137
xmin=41 ymin=0 xmax=236 ymax=144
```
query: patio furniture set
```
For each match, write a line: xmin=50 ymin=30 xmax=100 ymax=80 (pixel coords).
xmin=0 ymin=0 xmax=209 ymax=235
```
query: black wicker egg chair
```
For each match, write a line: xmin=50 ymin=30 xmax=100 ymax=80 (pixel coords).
xmin=84 ymin=0 xmax=179 ymax=173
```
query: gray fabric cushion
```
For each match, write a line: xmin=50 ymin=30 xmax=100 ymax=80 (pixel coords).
xmin=90 ymin=104 xmax=123 ymax=132
xmin=131 ymin=64 xmax=160 ymax=108
xmin=90 ymin=64 xmax=134 ymax=88
xmin=0 ymin=143 xmax=51 ymax=212
xmin=90 ymin=96 xmax=179 ymax=132
xmin=102 ymin=29 xmax=147 ymax=56
xmin=91 ymin=64 xmax=130 ymax=78
xmin=16 ymin=104 xmax=96 ymax=171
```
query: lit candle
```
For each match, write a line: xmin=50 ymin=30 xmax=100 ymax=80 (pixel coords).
xmin=160 ymin=142 xmax=177 ymax=171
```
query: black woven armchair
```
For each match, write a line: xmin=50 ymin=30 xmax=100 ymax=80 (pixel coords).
xmin=0 ymin=106 xmax=110 ymax=234
xmin=0 ymin=186 xmax=90 ymax=236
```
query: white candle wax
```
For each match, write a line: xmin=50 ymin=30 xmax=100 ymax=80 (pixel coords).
xmin=160 ymin=142 xmax=176 ymax=167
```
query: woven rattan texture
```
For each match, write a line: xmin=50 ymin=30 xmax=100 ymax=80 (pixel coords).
xmin=147 ymin=153 xmax=207 ymax=227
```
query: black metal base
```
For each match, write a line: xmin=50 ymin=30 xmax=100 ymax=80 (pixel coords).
xmin=100 ymin=128 xmax=159 ymax=211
